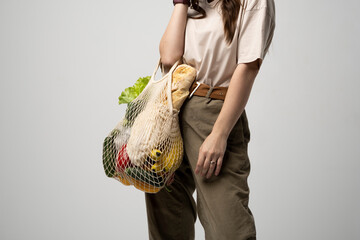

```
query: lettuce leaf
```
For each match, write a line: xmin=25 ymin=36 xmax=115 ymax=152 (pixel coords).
xmin=118 ymin=76 xmax=151 ymax=104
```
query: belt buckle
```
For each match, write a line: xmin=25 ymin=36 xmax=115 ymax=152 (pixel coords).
xmin=188 ymin=81 xmax=201 ymax=99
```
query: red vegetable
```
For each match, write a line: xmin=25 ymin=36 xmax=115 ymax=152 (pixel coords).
xmin=116 ymin=144 xmax=130 ymax=171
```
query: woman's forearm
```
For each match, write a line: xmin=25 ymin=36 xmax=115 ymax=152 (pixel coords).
xmin=159 ymin=4 xmax=188 ymax=71
xmin=211 ymin=61 xmax=260 ymax=139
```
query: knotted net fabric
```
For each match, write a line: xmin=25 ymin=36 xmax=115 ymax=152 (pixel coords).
xmin=103 ymin=60 xmax=197 ymax=193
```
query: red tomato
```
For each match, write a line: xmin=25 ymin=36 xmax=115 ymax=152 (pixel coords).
xmin=116 ymin=144 xmax=130 ymax=171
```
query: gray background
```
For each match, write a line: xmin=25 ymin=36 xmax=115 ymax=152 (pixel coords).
xmin=0 ymin=0 xmax=359 ymax=239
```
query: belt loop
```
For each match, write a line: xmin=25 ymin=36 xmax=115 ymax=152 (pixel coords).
xmin=205 ymin=86 xmax=214 ymax=104
xmin=205 ymin=86 xmax=214 ymax=98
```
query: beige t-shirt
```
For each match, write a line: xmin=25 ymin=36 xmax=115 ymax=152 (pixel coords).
xmin=183 ymin=0 xmax=276 ymax=87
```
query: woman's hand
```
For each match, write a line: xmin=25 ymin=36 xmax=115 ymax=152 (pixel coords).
xmin=195 ymin=131 xmax=228 ymax=178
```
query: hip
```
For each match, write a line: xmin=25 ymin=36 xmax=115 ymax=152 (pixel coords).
xmin=179 ymin=94 xmax=250 ymax=145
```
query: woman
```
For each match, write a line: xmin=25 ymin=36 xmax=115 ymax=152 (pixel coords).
xmin=145 ymin=0 xmax=275 ymax=239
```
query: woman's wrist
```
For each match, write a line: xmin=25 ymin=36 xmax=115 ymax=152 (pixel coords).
xmin=211 ymin=122 xmax=232 ymax=139
xmin=173 ymin=0 xmax=190 ymax=6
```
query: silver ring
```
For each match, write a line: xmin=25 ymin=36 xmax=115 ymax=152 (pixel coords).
xmin=210 ymin=160 xmax=216 ymax=165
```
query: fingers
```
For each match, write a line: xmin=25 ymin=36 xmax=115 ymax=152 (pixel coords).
xmin=202 ymin=156 xmax=211 ymax=176
xmin=214 ymin=156 xmax=223 ymax=176
xmin=205 ymin=160 xmax=217 ymax=179
xmin=196 ymin=149 xmax=224 ymax=179
xmin=195 ymin=135 xmax=227 ymax=178
xmin=195 ymin=150 xmax=206 ymax=175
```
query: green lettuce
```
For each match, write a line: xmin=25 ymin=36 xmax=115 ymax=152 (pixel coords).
xmin=118 ymin=76 xmax=151 ymax=104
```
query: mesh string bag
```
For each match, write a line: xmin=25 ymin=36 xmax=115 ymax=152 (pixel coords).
xmin=102 ymin=58 xmax=197 ymax=193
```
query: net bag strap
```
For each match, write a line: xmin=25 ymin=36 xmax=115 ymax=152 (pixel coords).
xmin=150 ymin=57 xmax=182 ymax=113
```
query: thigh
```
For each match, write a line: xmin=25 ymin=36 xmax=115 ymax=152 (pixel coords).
xmin=180 ymin=96 xmax=256 ymax=240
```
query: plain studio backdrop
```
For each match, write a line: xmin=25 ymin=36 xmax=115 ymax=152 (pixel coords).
xmin=0 ymin=0 xmax=359 ymax=239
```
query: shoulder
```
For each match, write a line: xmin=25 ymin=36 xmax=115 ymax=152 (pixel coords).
xmin=243 ymin=0 xmax=275 ymax=19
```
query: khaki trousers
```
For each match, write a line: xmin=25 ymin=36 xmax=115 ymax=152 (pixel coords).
xmin=145 ymin=94 xmax=256 ymax=240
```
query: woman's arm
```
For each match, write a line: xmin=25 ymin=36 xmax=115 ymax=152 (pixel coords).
xmin=195 ymin=59 xmax=261 ymax=178
xmin=159 ymin=4 xmax=188 ymax=73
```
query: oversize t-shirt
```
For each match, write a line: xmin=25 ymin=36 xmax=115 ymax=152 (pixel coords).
xmin=183 ymin=0 xmax=276 ymax=87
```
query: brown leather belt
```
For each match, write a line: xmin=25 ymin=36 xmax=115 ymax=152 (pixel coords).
xmin=188 ymin=81 xmax=228 ymax=101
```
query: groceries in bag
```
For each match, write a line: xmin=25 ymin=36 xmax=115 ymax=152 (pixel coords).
xmin=102 ymin=58 xmax=197 ymax=193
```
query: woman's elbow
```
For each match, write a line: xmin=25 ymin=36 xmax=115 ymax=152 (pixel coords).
xmin=159 ymin=49 xmax=184 ymax=69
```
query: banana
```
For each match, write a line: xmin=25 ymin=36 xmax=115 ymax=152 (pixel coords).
xmin=150 ymin=136 xmax=183 ymax=175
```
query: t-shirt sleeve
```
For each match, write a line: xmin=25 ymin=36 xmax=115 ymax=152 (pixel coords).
xmin=236 ymin=6 xmax=275 ymax=64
